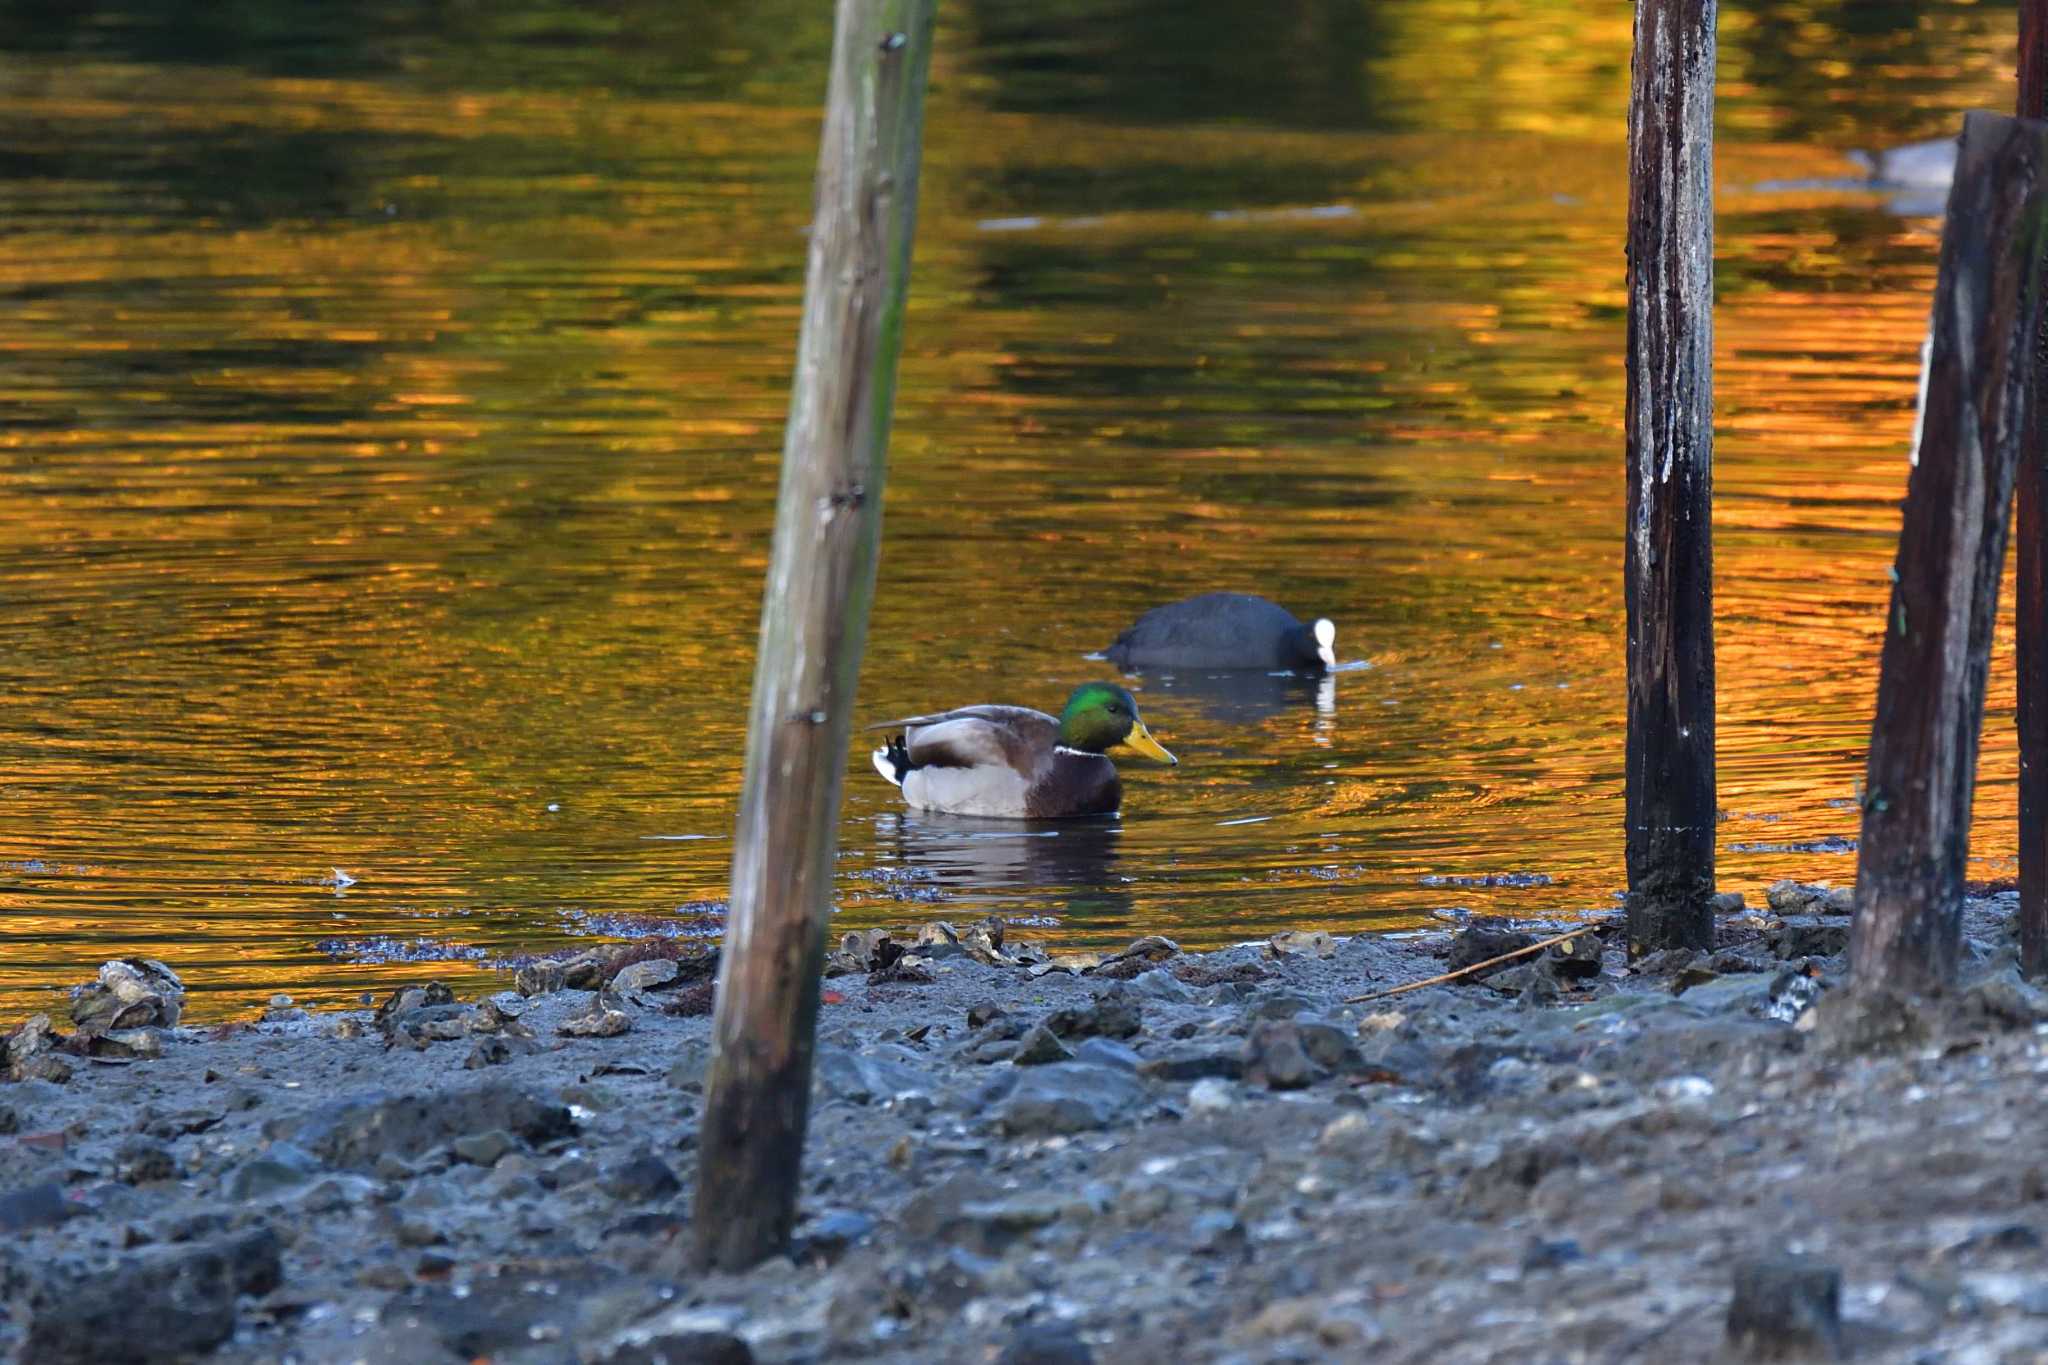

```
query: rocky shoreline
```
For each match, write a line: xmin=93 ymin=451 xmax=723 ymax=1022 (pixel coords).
xmin=5 ymin=884 xmax=2048 ymax=1363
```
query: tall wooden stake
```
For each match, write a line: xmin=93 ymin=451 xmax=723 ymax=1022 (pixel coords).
xmin=2018 ymin=1 xmax=2048 ymax=978
xmin=692 ymin=0 xmax=936 ymax=1272
xmin=1851 ymin=112 xmax=2048 ymax=993
xmin=1624 ymin=0 xmax=1718 ymax=955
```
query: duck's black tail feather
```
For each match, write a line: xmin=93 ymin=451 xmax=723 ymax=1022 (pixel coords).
xmin=870 ymin=733 xmax=911 ymax=787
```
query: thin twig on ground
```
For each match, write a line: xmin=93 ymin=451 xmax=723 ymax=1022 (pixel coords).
xmin=1343 ymin=925 xmax=1600 ymax=1004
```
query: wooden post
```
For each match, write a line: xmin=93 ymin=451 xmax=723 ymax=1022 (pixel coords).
xmin=2018 ymin=1 xmax=2048 ymax=978
xmin=1624 ymin=0 xmax=1718 ymax=955
xmin=1851 ymin=112 xmax=2048 ymax=993
xmin=692 ymin=0 xmax=936 ymax=1273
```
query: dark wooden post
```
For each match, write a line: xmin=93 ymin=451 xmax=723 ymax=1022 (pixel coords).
xmin=2018 ymin=1 xmax=2048 ymax=978
xmin=692 ymin=0 xmax=936 ymax=1272
xmin=1624 ymin=0 xmax=1719 ymax=954
xmin=1851 ymin=112 xmax=2048 ymax=993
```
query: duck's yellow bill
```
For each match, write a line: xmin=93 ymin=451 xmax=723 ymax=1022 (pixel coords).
xmin=1111 ymin=719 xmax=1177 ymax=766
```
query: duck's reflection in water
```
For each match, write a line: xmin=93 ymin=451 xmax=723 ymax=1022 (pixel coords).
xmin=866 ymin=812 xmax=1133 ymax=930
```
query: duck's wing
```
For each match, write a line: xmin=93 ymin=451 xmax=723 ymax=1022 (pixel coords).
xmin=866 ymin=705 xmax=1057 ymax=771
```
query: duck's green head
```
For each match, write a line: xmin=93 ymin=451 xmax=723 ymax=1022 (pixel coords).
xmin=1058 ymin=682 xmax=1177 ymax=765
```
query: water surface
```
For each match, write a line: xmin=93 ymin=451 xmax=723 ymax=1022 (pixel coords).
xmin=0 ymin=0 xmax=2029 ymax=1020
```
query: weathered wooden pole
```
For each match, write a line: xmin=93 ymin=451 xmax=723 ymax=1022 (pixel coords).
xmin=2017 ymin=1 xmax=2048 ymax=977
xmin=1851 ymin=112 xmax=2048 ymax=993
xmin=1624 ymin=0 xmax=1718 ymax=954
xmin=692 ymin=0 xmax=936 ymax=1272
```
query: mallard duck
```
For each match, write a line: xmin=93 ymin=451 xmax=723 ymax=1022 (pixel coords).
xmin=867 ymin=681 xmax=1176 ymax=818
xmin=1103 ymin=592 xmax=1336 ymax=673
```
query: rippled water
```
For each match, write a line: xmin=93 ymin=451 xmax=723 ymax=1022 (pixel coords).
xmin=0 ymin=1 xmax=2029 ymax=1020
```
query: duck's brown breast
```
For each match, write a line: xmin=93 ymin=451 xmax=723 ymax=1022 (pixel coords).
xmin=1026 ymin=752 xmax=1120 ymax=818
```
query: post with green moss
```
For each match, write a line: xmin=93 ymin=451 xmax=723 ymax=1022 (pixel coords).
xmin=692 ymin=0 xmax=937 ymax=1273
xmin=2017 ymin=0 xmax=2048 ymax=977
xmin=1624 ymin=0 xmax=1718 ymax=954
xmin=1851 ymin=112 xmax=2048 ymax=993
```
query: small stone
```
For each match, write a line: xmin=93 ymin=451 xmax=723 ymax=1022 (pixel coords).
xmin=612 ymin=959 xmax=680 ymax=994
xmin=515 ymin=960 xmax=570 ymax=997
xmin=0 ymin=1182 xmax=77 ymax=1233
xmin=1093 ymin=935 xmax=1180 ymax=973
xmin=6 ymin=1014 xmax=72 ymax=1084
xmin=1044 ymin=986 xmax=1142 ymax=1041
xmin=994 ymin=1063 xmax=1148 ymax=1136
xmin=1072 ymin=1037 xmax=1140 ymax=1071
xmin=1012 ymin=1025 xmax=1074 ymax=1066
xmin=1191 ymin=1209 xmax=1246 ymax=1255
xmin=68 ymin=959 xmax=185 ymax=1034
xmin=1187 ymin=1078 xmax=1237 ymax=1114
xmin=396 ymin=1219 xmax=445 ymax=1247
xmin=89 ymin=1028 xmax=165 ymax=1060
xmin=667 ymin=1041 xmax=710 ymax=1092
xmin=798 ymin=1208 xmax=876 ymax=1260
xmin=998 ymin=1322 xmax=1096 ymax=1365
xmin=1765 ymin=880 xmax=1829 ymax=913
xmin=1266 ymin=930 xmax=1335 ymax=959
xmin=961 ymin=916 xmax=1011 ymax=965
xmin=1726 ymin=1255 xmax=1843 ymax=1361
xmin=463 ymin=1034 xmax=540 ymax=1069
xmin=1244 ymin=1021 xmax=1315 ymax=1090
xmin=1711 ymin=891 xmax=1746 ymax=914
xmin=1239 ymin=1295 xmax=1382 ymax=1348
xmin=956 ymin=1191 xmax=1073 ymax=1249
xmin=1445 ymin=926 xmax=1538 ymax=979
xmin=1765 ymin=917 xmax=1849 ymax=961
xmin=1125 ymin=969 xmax=1194 ymax=1003
xmin=1291 ymin=1020 xmax=1362 ymax=1072
xmin=113 ymin=1139 xmax=179 ymax=1185
xmin=1543 ymin=932 xmax=1603 ymax=980
xmin=452 ymin=1130 xmax=520 ymax=1167
xmin=603 ymin=1151 xmax=681 ymax=1202
xmin=373 ymin=981 xmax=455 ymax=1025
xmin=15 ymin=1228 xmax=279 ymax=1364
xmin=1962 ymin=966 xmax=2048 ymax=1027
xmin=559 ymin=992 xmax=633 ymax=1038
xmin=1138 ymin=1050 xmax=1244 ymax=1083
xmin=1959 ymin=1271 xmax=2048 ymax=1314
xmin=298 ymin=1174 xmax=379 ymax=1214
xmin=1653 ymin=1074 xmax=1715 ymax=1103
xmin=222 ymin=1143 xmax=324 ymax=1202
xmin=1940 ymin=1222 xmax=2043 ymax=1258
xmin=1523 ymin=1237 xmax=1585 ymax=1271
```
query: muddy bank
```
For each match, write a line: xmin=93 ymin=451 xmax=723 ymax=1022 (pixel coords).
xmin=4 ymin=887 xmax=2048 ymax=1363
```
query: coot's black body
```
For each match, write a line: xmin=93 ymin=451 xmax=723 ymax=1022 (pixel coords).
xmin=1103 ymin=592 xmax=1336 ymax=673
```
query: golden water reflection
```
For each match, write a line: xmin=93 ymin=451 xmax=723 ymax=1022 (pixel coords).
xmin=0 ymin=0 xmax=2029 ymax=1021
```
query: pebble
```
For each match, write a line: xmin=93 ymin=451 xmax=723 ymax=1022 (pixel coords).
xmin=1244 ymin=1021 xmax=1315 ymax=1090
xmin=997 ymin=1322 xmax=1096 ymax=1364
xmin=1726 ymin=1255 xmax=1843 ymax=1360
xmin=993 ymin=1063 xmax=1149 ymax=1136
xmin=452 ymin=1130 xmax=521 ymax=1167
xmin=1012 ymin=1025 xmax=1075 ymax=1066
xmin=559 ymin=992 xmax=634 ymax=1038
xmin=603 ymin=1150 xmax=682 ymax=1202
xmin=612 ymin=959 xmax=682 ymax=993
xmin=14 ymin=1227 xmax=279 ymax=1365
